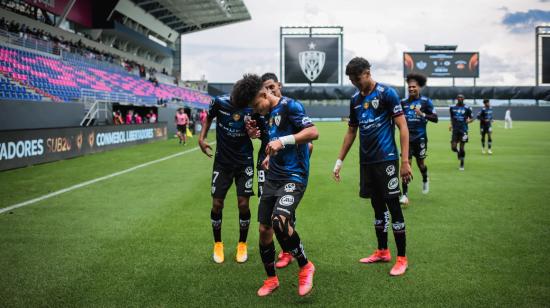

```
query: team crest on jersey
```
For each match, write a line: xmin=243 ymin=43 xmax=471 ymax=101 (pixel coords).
xmin=371 ymin=99 xmax=379 ymax=109
xmin=298 ymin=43 xmax=326 ymax=82
xmin=232 ymin=113 xmax=241 ymax=121
xmin=274 ymin=115 xmax=281 ymax=126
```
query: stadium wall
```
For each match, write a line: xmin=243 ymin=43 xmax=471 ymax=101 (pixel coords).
xmin=0 ymin=100 xmax=85 ymax=131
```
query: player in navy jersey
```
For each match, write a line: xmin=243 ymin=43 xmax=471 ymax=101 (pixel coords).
xmin=333 ymin=57 xmax=412 ymax=276
xmin=198 ymin=95 xmax=256 ymax=264
xmin=476 ymin=99 xmax=494 ymax=154
xmin=399 ymin=73 xmax=438 ymax=206
xmin=253 ymin=72 xmax=314 ymax=269
xmin=449 ymin=94 xmax=474 ymax=170
xmin=232 ymin=74 xmax=318 ymax=297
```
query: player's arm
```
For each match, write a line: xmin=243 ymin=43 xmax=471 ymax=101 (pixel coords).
xmin=265 ymin=125 xmax=318 ymax=156
xmin=466 ymin=108 xmax=475 ymax=123
xmin=198 ymin=117 xmax=213 ymax=157
xmin=423 ymin=100 xmax=438 ymax=123
xmin=449 ymin=107 xmax=454 ymax=131
xmin=395 ymin=115 xmax=412 ymax=184
xmin=332 ymin=125 xmax=358 ymax=182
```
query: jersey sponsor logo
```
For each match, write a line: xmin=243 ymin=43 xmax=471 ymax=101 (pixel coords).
xmin=284 ymin=183 xmax=296 ymax=192
xmin=386 ymin=165 xmax=395 ymax=176
xmin=279 ymin=195 xmax=295 ymax=206
xmin=245 ymin=178 xmax=253 ymax=189
xmin=274 ymin=115 xmax=281 ymax=126
xmin=388 ymin=177 xmax=399 ymax=190
xmin=371 ymin=99 xmax=379 ymax=109
xmin=245 ymin=166 xmax=254 ymax=176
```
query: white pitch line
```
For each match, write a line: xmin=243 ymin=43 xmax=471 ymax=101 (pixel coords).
xmin=0 ymin=143 xmax=214 ymax=215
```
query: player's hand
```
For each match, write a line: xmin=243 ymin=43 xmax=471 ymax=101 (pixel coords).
xmin=261 ymin=156 xmax=270 ymax=170
xmin=448 ymin=125 xmax=452 ymax=131
xmin=245 ymin=120 xmax=260 ymax=139
xmin=400 ymin=161 xmax=413 ymax=184
xmin=198 ymin=139 xmax=213 ymax=158
xmin=332 ymin=159 xmax=343 ymax=182
xmin=266 ymin=140 xmax=283 ymax=156
xmin=414 ymin=108 xmax=423 ymax=116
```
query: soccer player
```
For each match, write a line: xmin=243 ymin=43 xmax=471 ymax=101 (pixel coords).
xmin=175 ymin=108 xmax=189 ymax=145
xmin=232 ymin=74 xmax=318 ymax=297
xmin=449 ymin=94 xmax=474 ymax=171
xmin=255 ymin=72 xmax=314 ymax=269
xmin=198 ymin=94 xmax=255 ymax=264
xmin=477 ymin=99 xmax=494 ymax=154
xmin=399 ymin=73 xmax=438 ymax=206
xmin=332 ymin=57 xmax=412 ymax=276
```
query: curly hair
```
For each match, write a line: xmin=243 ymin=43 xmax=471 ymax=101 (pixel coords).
xmin=261 ymin=72 xmax=278 ymax=83
xmin=231 ymin=74 xmax=263 ymax=109
xmin=345 ymin=57 xmax=371 ymax=76
xmin=406 ymin=73 xmax=427 ymax=87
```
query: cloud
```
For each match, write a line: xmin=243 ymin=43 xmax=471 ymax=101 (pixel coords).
xmin=502 ymin=9 xmax=550 ymax=33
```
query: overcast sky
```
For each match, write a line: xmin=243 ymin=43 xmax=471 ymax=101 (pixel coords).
xmin=180 ymin=0 xmax=550 ymax=86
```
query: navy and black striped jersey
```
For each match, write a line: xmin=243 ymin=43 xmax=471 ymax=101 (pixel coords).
xmin=266 ymin=96 xmax=313 ymax=185
xmin=401 ymin=96 xmax=436 ymax=142
xmin=348 ymin=83 xmax=403 ymax=165
xmin=450 ymin=104 xmax=473 ymax=133
xmin=208 ymin=95 xmax=254 ymax=166
xmin=476 ymin=106 xmax=493 ymax=127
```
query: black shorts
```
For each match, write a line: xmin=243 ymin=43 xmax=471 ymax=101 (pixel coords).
xmin=360 ymin=160 xmax=400 ymax=199
xmin=409 ymin=138 xmax=428 ymax=160
xmin=211 ymin=161 xmax=254 ymax=199
xmin=480 ymin=125 xmax=492 ymax=135
xmin=177 ymin=125 xmax=187 ymax=133
xmin=258 ymin=180 xmax=305 ymax=226
xmin=451 ymin=130 xmax=468 ymax=143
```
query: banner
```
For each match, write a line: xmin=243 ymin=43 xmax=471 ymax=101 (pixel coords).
xmin=282 ymin=36 xmax=341 ymax=85
xmin=0 ymin=123 xmax=167 ymax=171
xmin=403 ymin=52 xmax=479 ymax=78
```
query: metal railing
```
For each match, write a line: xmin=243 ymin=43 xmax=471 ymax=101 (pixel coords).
xmin=0 ymin=28 xmax=59 ymax=55
xmin=80 ymin=88 xmax=157 ymax=106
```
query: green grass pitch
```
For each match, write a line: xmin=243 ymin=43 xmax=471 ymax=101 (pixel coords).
xmin=0 ymin=121 xmax=549 ymax=307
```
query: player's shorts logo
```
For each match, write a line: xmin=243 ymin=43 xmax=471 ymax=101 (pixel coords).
xmin=385 ymin=165 xmax=395 ymax=176
xmin=298 ymin=46 xmax=326 ymax=82
xmin=245 ymin=179 xmax=253 ymax=189
xmin=388 ymin=177 xmax=399 ymax=190
xmin=279 ymin=195 xmax=295 ymax=206
xmin=284 ymin=183 xmax=296 ymax=192
xmin=371 ymin=99 xmax=379 ymax=109
xmin=420 ymin=149 xmax=426 ymax=156
xmin=211 ymin=186 xmax=216 ymax=194
xmin=420 ymin=142 xmax=425 ymax=148
xmin=245 ymin=166 xmax=253 ymax=176
xmin=462 ymin=134 xmax=468 ymax=142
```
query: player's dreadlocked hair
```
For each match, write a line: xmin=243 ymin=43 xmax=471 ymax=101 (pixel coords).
xmin=231 ymin=74 xmax=263 ymax=109
xmin=406 ymin=73 xmax=427 ymax=87
xmin=261 ymin=72 xmax=279 ymax=83
xmin=345 ymin=57 xmax=371 ymax=77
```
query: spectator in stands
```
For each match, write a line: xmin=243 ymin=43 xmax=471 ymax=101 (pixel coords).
xmin=113 ymin=110 xmax=124 ymax=125
xmin=147 ymin=110 xmax=157 ymax=123
xmin=126 ymin=110 xmax=134 ymax=124
xmin=135 ymin=112 xmax=143 ymax=124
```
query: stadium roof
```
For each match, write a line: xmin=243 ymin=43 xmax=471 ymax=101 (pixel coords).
xmin=130 ymin=0 xmax=251 ymax=34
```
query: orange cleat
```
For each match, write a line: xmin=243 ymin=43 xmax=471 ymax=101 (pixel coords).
xmin=275 ymin=252 xmax=293 ymax=268
xmin=298 ymin=261 xmax=315 ymax=296
xmin=212 ymin=242 xmax=224 ymax=264
xmin=257 ymin=276 xmax=279 ymax=297
xmin=235 ymin=242 xmax=248 ymax=263
xmin=390 ymin=256 xmax=408 ymax=276
xmin=359 ymin=249 xmax=391 ymax=263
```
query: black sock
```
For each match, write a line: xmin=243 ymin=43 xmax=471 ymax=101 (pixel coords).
xmin=481 ymin=140 xmax=485 ymax=148
xmin=286 ymin=231 xmax=309 ymax=267
xmin=374 ymin=210 xmax=389 ymax=250
xmin=238 ymin=210 xmax=251 ymax=243
xmin=459 ymin=150 xmax=465 ymax=167
xmin=259 ymin=242 xmax=276 ymax=277
xmin=402 ymin=182 xmax=408 ymax=196
xmin=420 ymin=166 xmax=428 ymax=182
xmin=386 ymin=198 xmax=406 ymax=257
xmin=488 ymin=139 xmax=492 ymax=149
xmin=211 ymin=210 xmax=222 ymax=242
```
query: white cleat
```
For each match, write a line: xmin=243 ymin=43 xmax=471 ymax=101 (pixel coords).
xmin=422 ymin=180 xmax=429 ymax=194
xmin=459 ymin=166 xmax=465 ymax=171
xmin=399 ymin=195 xmax=409 ymax=207
xmin=488 ymin=149 xmax=493 ymax=155
xmin=481 ymin=148 xmax=486 ymax=154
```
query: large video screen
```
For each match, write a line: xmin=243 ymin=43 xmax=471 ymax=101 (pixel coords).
xmin=282 ymin=36 xmax=341 ymax=85
xmin=403 ymin=52 xmax=479 ymax=78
